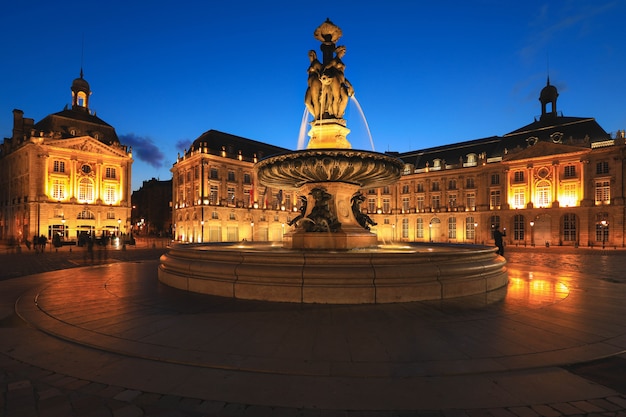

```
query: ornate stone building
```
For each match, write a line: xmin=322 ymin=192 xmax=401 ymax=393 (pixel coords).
xmin=171 ymin=80 xmax=625 ymax=249
xmin=0 ymin=71 xmax=133 ymax=246
xmin=171 ymin=130 xmax=290 ymax=243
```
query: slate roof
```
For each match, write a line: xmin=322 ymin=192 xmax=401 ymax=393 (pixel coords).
xmin=34 ymin=107 xmax=120 ymax=145
xmin=188 ymin=129 xmax=290 ymax=162
xmin=397 ymin=115 xmax=609 ymax=170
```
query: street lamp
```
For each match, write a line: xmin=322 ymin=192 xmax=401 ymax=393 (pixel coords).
xmin=117 ymin=218 xmax=121 ymax=236
xmin=601 ymin=220 xmax=607 ymax=249
xmin=250 ymin=221 xmax=254 ymax=242
xmin=200 ymin=220 xmax=204 ymax=243
xmin=529 ymin=221 xmax=535 ymax=247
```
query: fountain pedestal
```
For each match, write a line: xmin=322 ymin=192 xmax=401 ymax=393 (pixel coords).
xmin=283 ymin=182 xmax=377 ymax=250
xmin=307 ymin=119 xmax=351 ymax=149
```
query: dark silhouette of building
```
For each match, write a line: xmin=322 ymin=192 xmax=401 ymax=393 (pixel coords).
xmin=131 ymin=178 xmax=173 ymax=237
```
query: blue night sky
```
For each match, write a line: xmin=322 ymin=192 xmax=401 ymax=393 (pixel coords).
xmin=2 ymin=1 xmax=625 ymax=191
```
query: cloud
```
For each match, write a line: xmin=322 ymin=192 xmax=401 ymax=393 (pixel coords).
xmin=119 ymin=133 xmax=165 ymax=169
xmin=175 ymin=138 xmax=193 ymax=151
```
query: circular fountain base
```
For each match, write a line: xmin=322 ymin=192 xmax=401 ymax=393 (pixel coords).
xmin=158 ymin=242 xmax=508 ymax=304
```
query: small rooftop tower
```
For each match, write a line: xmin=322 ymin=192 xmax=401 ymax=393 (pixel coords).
xmin=71 ymin=69 xmax=91 ymax=112
xmin=539 ymin=77 xmax=558 ymax=120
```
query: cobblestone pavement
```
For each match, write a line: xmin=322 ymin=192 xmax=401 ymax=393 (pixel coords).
xmin=0 ymin=243 xmax=625 ymax=416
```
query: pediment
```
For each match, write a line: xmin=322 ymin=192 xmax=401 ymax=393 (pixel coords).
xmin=503 ymin=141 xmax=588 ymax=162
xmin=45 ymin=136 xmax=128 ymax=158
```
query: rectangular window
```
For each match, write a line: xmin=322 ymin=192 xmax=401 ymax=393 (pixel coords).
xmin=210 ymin=185 xmax=219 ymax=204
xmin=448 ymin=194 xmax=457 ymax=208
xmin=383 ymin=198 xmax=391 ymax=214
xmin=417 ymin=183 xmax=424 ymax=192
xmin=466 ymin=192 xmax=475 ymax=210
xmin=368 ymin=198 xmax=376 ymax=214
xmin=402 ymin=218 xmax=409 ymax=239
xmin=227 ymin=187 xmax=236 ymax=205
xmin=244 ymin=189 xmax=251 ymax=207
xmin=228 ymin=171 xmax=236 ymax=182
xmin=431 ymin=195 xmax=440 ymax=209
xmin=466 ymin=178 xmax=475 ymax=189
xmin=448 ymin=217 xmax=456 ymax=239
xmin=416 ymin=196 xmax=425 ymax=211
xmin=596 ymin=161 xmax=609 ymax=174
xmin=448 ymin=179 xmax=457 ymax=190
xmin=564 ymin=165 xmax=576 ymax=178
xmin=51 ymin=180 xmax=65 ymax=200
xmin=466 ymin=217 xmax=475 ymax=240
xmin=595 ymin=180 xmax=610 ymax=205
xmin=563 ymin=214 xmax=576 ymax=242
xmin=514 ymin=171 xmax=524 ymax=182
xmin=491 ymin=174 xmax=500 ymax=185
xmin=513 ymin=214 xmax=525 ymax=240
xmin=513 ymin=188 xmax=525 ymax=209
xmin=432 ymin=181 xmax=440 ymax=191
xmin=243 ymin=173 xmax=251 ymax=184
xmin=402 ymin=184 xmax=410 ymax=194
xmin=562 ymin=183 xmax=577 ymax=206
xmin=210 ymin=168 xmax=219 ymax=179
xmin=194 ymin=166 xmax=199 ymax=180
xmin=490 ymin=190 xmax=501 ymax=209
xmin=416 ymin=218 xmax=424 ymax=238
xmin=104 ymin=185 xmax=116 ymax=204
xmin=402 ymin=197 xmax=410 ymax=213
xmin=53 ymin=160 xmax=65 ymax=173
xmin=105 ymin=167 xmax=117 ymax=179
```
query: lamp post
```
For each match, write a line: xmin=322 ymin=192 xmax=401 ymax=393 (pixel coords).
xmin=117 ymin=218 xmax=121 ymax=236
xmin=250 ymin=221 xmax=254 ymax=242
xmin=601 ymin=220 xmax=607 ymax=249
xmin=200 ymin=220 xmax=204 ymax=243
xmin=428 ymin=223 xmax=432 ymax=242
xmin=474 ymin=222 xmax=478 ymax=244
xmin=530 ymin=221 xmax=535 ymax=247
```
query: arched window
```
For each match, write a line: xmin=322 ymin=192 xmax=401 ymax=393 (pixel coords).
xmin=78 ymin=178 xmax=94 ymax=202
xmin=536 ymin=180 xmax=551 ymax=208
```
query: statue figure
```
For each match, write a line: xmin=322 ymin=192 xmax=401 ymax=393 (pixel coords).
xmin=288 ymin=195 xmax=308 ymax=226
xmin=351 ymin=192 xmax=377 ymax=230
xmin=304 ymin=50 xmax=323 ymax=120
xmin=304 ymin=187 xmax=341 ymax=232
xmin=307 ymin=19 xmax=354 ymax=121
xmin=321 ymin=45 xmax=353 ymax=118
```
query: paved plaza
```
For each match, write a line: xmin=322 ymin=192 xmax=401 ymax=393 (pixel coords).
xmin=0 ymin=242 xmax=625 ymax=416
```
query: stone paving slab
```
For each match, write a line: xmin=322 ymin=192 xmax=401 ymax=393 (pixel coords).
xmin=0 ymin=246 xmax=625 ymax=416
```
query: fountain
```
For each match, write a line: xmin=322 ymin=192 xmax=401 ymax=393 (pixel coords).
xmin=158 ymin=19 xmax=507 ymax=304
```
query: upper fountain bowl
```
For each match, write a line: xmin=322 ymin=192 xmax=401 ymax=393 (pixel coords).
xmin=256 ymin=149 xmax=405 ymax=190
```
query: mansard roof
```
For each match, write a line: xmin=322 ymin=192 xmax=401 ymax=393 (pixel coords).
xmin=188 ymin=129 xmax=289 ymax=162
xmin=398 ymin=136 xmax=501 ymax=169
xmin=33 ymin=107 xmax=119 ymax=145
xmin=398 ymin=115 xmax=610 ymax=170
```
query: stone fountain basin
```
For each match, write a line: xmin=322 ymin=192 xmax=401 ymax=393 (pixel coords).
xmin=158 ymin=242 xmax=508 ymax=304
xmin=255 ymin=149 xmax=405 ymax=189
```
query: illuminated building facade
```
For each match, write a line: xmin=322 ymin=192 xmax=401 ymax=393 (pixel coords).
xmin=173 ymin=81 xmax=625 ymax=248
xmin=0 ymin=71 xmax=133 ymax=245
xmin=171 ymin=130 xmax=291 ymax=243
